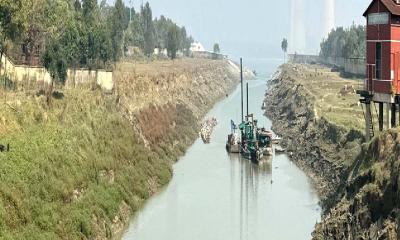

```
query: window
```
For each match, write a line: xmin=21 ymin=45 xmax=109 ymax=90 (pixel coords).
xmin=368 ymin=12 xmax=389 ymax=25
xmin=376 ymin=42 xmax=382 ymax=79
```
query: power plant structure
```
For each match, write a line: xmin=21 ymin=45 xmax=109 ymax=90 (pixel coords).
xmin=289 ymin=0 xmax=335 ymax=54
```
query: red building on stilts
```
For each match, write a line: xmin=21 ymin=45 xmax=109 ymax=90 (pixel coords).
xmin=359 ymin=0 xmax=400 ymax=140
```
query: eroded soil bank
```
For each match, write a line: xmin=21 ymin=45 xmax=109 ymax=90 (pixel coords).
xmin=264 ymin=64 xmax=400 ymax=239
xmin=265 ymin=64 xmax=364 ymax=204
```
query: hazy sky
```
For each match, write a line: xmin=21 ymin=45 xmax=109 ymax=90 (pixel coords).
xmin=116 ymin=0 xmax=370 ymax=59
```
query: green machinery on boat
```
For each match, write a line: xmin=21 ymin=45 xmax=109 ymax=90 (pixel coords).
xmin=225 ymin=58 xmax=272 ymax=163
xmin=239 ymin=114 xmax=272 ymax=162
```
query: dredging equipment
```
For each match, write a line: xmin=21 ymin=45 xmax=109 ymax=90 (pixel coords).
xmin=226 ymin=58 xmax=273 ymax=163
xmin=239 ymin=114 xmax=273 ymax=163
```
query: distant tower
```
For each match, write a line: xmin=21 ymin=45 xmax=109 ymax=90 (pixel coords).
xmin=323 ymin=0 xmax=335 ymax=38
xmin=290 ymin=0 xmax=306 ymax=54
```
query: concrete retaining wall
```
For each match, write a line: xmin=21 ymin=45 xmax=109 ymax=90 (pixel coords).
xmin=289 ymin=54 xmax=365 ymax=77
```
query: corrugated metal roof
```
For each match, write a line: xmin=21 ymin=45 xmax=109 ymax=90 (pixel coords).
xmin=364 ymin=0 xmax=400 ymax=17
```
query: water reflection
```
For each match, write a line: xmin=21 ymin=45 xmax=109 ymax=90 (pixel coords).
xmin=228 ymin=154 xmax=272 ymax=240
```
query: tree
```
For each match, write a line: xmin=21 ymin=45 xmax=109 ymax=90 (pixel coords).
xmin=319 ymin=26 xmax=366 ymax=60
xmin=110 ymin=0 xmax=126 ymax=61
xmin=60 ymin=20 xmax=83 ymax=86
xmin=128 ymin=13 xmax=145 ymax=50
xmin=167 ymin=24 xmax=180 ymax=59
xmin=0 ymin=1 xmax=28 ymax=73
xmin=213 ymin=43 xmax=220 ymax=54
xmin=74 ymin=0 xmax=82 ymax=11
xmin=180 ymin=27 xmax=187 ymax=50
xmin=82 ymin=0 xmax=97 ymax=26
xmin=41 ymin=38 xmax=68 ymax=105
xmin=281 ymin=38 xmax=288 ymax=63
xmin=183 ymin=36 xmax=193 ymax=57
xmin=141 ymin=2 xmax=155 ymax=56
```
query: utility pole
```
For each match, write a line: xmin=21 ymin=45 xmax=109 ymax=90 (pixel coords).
xmin=246 ymin=82 xmax=249 ymax=117
xmin=240 ymin=58 xmax=244 ymax=123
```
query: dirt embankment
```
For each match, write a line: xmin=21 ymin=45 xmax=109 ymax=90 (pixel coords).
xmin=114 ymin=59 xmax=240 ymax=118
xmin=265 ymin=64 xmax=364 ymax=204
xmin=0 ymin=59 xmax=239 ymax=240
xmin=265 ymin=63 xmax=400 ymax=239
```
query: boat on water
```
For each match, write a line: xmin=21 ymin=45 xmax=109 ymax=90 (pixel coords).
xmin=225 ymin=58 xmax=273 ymax=163
xmin=226 ymin=120 xmax=241 ymax=153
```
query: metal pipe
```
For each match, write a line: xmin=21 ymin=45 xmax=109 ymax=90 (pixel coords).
xmin=240 ymin=58 xmax=244 ymax=122
xmin=246 ymin=82 xmax=249 ymax=117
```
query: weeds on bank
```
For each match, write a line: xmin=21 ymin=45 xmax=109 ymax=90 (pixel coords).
xmin=0 ymin=88 xmax=191 ymax=239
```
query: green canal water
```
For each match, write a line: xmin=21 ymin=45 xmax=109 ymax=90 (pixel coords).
xmin=122 ymin=59 xmax=321 ymax=240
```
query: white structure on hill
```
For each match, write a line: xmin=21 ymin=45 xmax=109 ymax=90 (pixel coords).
xmin=190 ymin=41 xmax=206 ymax=52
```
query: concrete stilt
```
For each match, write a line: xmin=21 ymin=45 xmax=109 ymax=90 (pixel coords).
xmin=379 ymin=102 xmax=384 ymax=131
xmin=392 ymin=103 xmax=397 ymax=128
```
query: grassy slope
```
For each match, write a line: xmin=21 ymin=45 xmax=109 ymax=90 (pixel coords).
xmin=282 ymin=64 xmax=365 ymax=132
xmin=0 ymin=89 xmax=195 ymax=239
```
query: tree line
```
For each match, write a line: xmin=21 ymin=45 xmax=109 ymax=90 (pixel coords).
xmin=320 ymin=25 xmax=366 ymax=60
xmin=0 ymin=0 xmax=194 ymax=85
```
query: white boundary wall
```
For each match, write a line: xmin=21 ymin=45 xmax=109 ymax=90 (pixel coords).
xmin=0 ymin=55 xmax=113 ymax=91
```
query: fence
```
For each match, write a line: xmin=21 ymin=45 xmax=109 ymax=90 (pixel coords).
xmin=0 ymin=55 xmax=113 ymax=91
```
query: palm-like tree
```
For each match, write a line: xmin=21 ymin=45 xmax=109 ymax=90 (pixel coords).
xmin=281 ymin=38 xmax=288 ymax=63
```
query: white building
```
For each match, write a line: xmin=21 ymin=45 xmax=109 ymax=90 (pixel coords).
xmin=190 ymin=41 xmax=206 ymax=52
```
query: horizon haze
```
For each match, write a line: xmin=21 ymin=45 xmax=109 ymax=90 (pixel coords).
xmin=115 ymin=0 xmax=369 ymax=59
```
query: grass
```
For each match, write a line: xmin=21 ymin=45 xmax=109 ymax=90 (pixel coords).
xmin=282 ymin=64 xmax=365 ymax=132
xmin=0 ymin=87 xmax=196 ymax=239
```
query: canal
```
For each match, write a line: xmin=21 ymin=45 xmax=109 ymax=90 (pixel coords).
xmin=122 ymin=59 xmax=321 ymax=240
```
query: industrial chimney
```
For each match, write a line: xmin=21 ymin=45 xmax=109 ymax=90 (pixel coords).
xmin=323 ymin=0 xmax=335 ymax=38
xmin=289 ymin=0 xmax=306 ymax=54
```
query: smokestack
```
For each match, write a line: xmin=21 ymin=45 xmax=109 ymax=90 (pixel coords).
xmin=323 ymin=0 xmax=335 ymax=39
xmin=290 ymin=0 xmax=306 ymax=54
